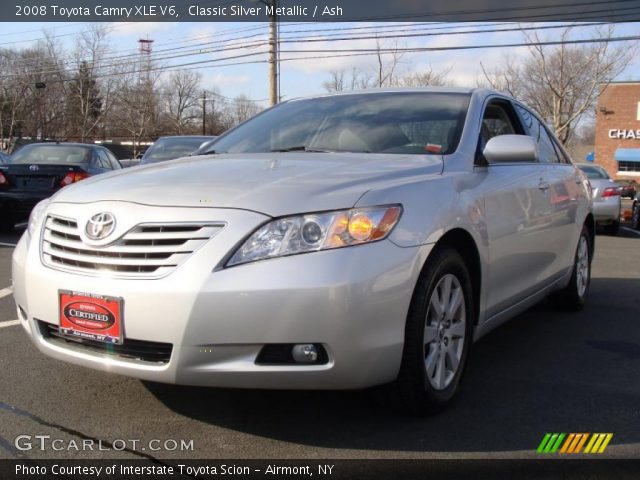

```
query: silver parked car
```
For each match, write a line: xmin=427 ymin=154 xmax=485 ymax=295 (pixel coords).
xmin=576 ymin=163 xmax=621 ymax=235
xmin=13 ymin=88 xmax=593 ymax=413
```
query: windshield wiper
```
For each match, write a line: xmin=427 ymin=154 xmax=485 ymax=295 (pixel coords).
xmin=270 ymin=146 xmax=331 ymax=153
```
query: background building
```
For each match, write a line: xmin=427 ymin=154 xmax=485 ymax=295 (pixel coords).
xmin=594 ymin=81 xmax=640 ymax=178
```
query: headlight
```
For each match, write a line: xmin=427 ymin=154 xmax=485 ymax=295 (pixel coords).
xmin=226 ymin=205 xmax=402 ymax=267
xmin=27 ymin=199 xmax=50 ymax=238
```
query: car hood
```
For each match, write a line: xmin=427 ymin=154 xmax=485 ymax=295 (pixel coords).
xmin=53 ymin=152 xmax=443 ymax=217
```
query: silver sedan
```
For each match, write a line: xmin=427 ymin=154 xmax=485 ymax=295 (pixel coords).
xmin=12 ymin=88 xmax=593 ymax=413
xmin=576 ymin=163 xmax=622 ymax=235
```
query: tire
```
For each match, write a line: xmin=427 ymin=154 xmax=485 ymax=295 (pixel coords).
xmin=551 ymin=225 xmax=591 ymax=311
xmin=604 ymin=220 xmax=619 ymax=236
xmin=394 ymin=247 xmax=474 ymax=415
xmin=633 ymin=203 xmax=640 ymax=231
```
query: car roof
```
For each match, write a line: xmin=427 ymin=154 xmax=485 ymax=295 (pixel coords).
xmin=288 ymin=86 xmax=499 ymax=103
xmin=155 ymin=136 xmax=216 ymax=140
xmin=22 ymin=142 xmax=97 ymax=148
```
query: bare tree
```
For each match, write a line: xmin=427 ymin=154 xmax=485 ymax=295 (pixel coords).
xmin=161 ymin=70 xmax=202 ymax=134
xmin=373 ymin=37 xmax=404 ymax=87
xmin=0 ymin=50 xmax=30 ymax=150
xmin=322 ymin=70 xmax=345 ymax=92
xmin=481 ymin=26 xmax=635 ymax=145
xmin=229 ymin=94 xmax=261 ymax=125
xmin=322 ymin=67 xmax=372 ymax=92
xmin=398 ymin=66 xmax=453 ymax=87
xmin=68 ymin=25 xmax=113 ymax=142
xmin=112 ymin=61 xmax=162 ymax=157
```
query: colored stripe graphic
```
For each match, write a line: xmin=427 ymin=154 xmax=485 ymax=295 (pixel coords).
xmin=538 ymin=433 xmax=613 ymax=454
xmin=588 ymin=434 xmax=605 ymax=453
xmin=598 ymin=434 xmax=613 ymax=453
xmin=537 ymin=434 xmax=552 ymax=453
xmin=560 ymin=434 xmax=575 ymax=453
xmin=574 ymin=433 xmax=589 ymax=453
xmin=537 ymin=433 xmax=565 ymax=453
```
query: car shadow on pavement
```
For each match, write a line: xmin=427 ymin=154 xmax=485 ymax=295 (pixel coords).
xmin=145 ymin=278 xmax=640 ymax=454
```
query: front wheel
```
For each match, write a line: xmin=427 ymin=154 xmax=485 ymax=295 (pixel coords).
xmin=394 ymin=247 xmax=474 ymax=415
xmin=551 ymin=225 xmax=591 ymax=311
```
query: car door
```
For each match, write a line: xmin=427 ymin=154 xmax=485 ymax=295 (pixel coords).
xmin=515 ymin=105 xmax=582 ymax=281
xmin=480 ymin=99 xmax=558 ymax=318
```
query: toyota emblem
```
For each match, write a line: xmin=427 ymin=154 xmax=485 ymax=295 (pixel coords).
xmin=85 ymin=212 xmax=116 ymax=240
xmin=29 ymin=165 xmax=39 ymax=171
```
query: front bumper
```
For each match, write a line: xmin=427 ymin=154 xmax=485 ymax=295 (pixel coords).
xmin=12 ymin=202 xmax=428 ymax=389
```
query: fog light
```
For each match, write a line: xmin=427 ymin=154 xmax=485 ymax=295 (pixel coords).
xmin=292 ymin=344 xmax=318 ymax=363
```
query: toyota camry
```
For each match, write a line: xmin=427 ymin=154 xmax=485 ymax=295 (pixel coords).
xmin=12 ymin=88 xmax=594 ymax=413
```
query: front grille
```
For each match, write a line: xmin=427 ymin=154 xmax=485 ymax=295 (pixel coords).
xmin=37 ymin=320 xmax=172 ymax=364
xmin=41 ymin=215 xmax=223 ymax=278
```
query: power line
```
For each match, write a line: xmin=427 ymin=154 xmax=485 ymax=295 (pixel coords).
xmin=5 ymin=32 xmax=638 ymax=87
xmin=2 ymin=19 xmax=635 ymax=80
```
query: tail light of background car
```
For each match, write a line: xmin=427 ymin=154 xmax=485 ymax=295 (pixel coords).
xmin=602 ymin=187 xmax=622 ymax=198
xmin=60 ymin=171 xmax=89 ymax=187
xmin=0 ymin=171 xmax=8 ymax=187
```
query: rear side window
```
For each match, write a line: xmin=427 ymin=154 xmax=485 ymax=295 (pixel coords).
xmin=538 ymin=127 xmax=561 ymax=163
xmin=578 ymin=165 xmax=609 ymax=179
xmin=515 ymin=105 xmax=560 ymax=163
xmin=97 ymin=150 xmax=114 ymax=169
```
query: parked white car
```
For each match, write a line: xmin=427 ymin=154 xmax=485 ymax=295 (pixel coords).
xmin=12 ymin=88 xmax=593 ymax=413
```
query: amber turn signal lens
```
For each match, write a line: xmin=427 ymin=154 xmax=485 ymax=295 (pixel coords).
xmin=371 ymin=206 xmax=402 ymax=240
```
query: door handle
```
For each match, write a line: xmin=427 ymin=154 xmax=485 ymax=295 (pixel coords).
xmin=538 ymin=180 xmax=550 ymax=191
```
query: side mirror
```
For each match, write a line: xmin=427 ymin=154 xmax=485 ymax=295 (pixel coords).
xmin=483 ymin=134 xmax=538 ymax=164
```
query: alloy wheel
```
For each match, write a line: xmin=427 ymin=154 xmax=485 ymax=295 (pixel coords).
xmin=576 ymin=235 xmax=589 ymax=298
xmin=423 ymin=274 xmax=466 ymax=391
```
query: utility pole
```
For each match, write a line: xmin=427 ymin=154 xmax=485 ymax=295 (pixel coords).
xmin=35 ymin=81 xmax=46 ymax=140
xmin=202 ymin=90 xmax=207 ymax=135
xmin=268 ymin=0 xmax=278 ymax=107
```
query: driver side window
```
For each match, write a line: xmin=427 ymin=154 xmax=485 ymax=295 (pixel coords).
xmin=477 ymin=101 xmax=523 ymax=163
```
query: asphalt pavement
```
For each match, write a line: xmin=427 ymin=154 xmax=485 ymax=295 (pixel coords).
xmin=1 ymin=219 xmax=639 ymax=461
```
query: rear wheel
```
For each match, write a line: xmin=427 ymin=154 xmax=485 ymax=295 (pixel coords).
xmin=633 ymin=203 xmax=640 ymax=230
xmin=394 ymin=247 xmax=473 ymax=415
xmin=552 ymin=225 xmax=591 ymax=311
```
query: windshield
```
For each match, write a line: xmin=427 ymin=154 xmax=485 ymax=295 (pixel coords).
xmin=10 ymin=145 xmax=91 ymax=165
xmin=578 ymin=165 xmax=609 ymax=179
xmin=211 ymin=92 xmax=470 ymax=155
xmin=141 ymin=137 xmax=211 ymax=164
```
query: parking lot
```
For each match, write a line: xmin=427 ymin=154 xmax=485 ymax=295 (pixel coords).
xmin=1 ymin=209 xmax=639 ymax=461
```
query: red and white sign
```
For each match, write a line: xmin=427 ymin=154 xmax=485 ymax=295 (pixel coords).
xmin=59 ymin=291 xmax=123 ymax=344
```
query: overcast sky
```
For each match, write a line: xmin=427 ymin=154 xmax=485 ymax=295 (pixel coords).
xmin=0 ymin=21 xmax=638 ymax=105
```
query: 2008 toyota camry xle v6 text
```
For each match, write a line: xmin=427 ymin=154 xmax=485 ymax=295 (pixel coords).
xmin=12 ymin=88 xmax=594 ymax=413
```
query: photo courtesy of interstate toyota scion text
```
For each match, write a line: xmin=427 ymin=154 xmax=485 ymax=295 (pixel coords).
xmin=12 ymin=88 xmax=594 ymax=414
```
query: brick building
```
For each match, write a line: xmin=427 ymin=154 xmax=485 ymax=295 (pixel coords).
xmin=594 ymin=81 xmax=640 ymax=179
